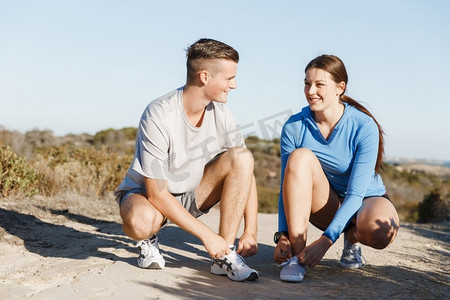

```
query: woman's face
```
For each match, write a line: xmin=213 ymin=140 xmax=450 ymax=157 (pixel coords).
xmin=304 ymin=68 xmax=344 ymax=113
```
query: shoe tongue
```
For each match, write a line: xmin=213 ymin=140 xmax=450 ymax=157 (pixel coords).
xmin=344 ymin=240 xmax=355 ymax=250
xmin=149 ymin=246 xmax=159 ymax=255
xmin=228 ymin=251 xmax=244 ymax=266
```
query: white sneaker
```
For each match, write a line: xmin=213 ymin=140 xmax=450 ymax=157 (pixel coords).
xmin=137 ymin=235 xmax=165 ymax=269
xmin=340 ymin=237 xmax=366 ymax=269
xmin=210 ymin=246 xmax=259 ymax=281
xmin=279 ymin=256 xmax=306 ymax=282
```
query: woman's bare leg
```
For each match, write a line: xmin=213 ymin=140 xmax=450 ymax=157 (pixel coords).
xmin=350 ymin=197 xmax=400 ymax=249
xmin=283 ymin=148 xmax=340 ymax=255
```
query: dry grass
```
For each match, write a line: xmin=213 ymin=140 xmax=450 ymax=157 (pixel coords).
xmin=1 ymin=127 xmax=449 ymax=222
xmin=32 ymin=145 xmax=133 ymax=197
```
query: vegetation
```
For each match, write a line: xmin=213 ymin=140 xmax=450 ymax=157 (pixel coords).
xmin=92 ymin=127 xmax=137 ymax=153
xmin=382 ymin=163 xmax=449 ymax=222
xmin=1 ymin=127 xmax=449 ymax=223
xmin=418 ymin=187 xmax=449 ymax=223
xmin=0 ymin=145 xmax=40 ymax=197
xmin=33 ymin=144 xmax=133 ymax=197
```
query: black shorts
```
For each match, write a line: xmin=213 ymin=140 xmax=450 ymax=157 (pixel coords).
xmin=311 ymin=193 xmax=391 ymax=232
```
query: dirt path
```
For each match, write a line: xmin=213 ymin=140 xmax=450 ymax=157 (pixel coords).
xmin=0 ymin=195 xmax=448 ymax=299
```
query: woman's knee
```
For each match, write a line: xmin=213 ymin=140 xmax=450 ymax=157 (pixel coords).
xmin=356 ymin=217 xmax=399 ymax=249
xmin=285 ymin=148 xmax=317 ymax=174
xmin=355 ymin=197 xmax=400 ymax=249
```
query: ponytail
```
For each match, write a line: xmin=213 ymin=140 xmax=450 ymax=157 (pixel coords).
xmin=341 ymin=95 xmax=384 ymax=174
xmin=306 ymin=54 xmax=385 ymax=174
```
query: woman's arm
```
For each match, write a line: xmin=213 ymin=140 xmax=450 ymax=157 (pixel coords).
xmin=322 ymin=119 xmax=380 ymax=243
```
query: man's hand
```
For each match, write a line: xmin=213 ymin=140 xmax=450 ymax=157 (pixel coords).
xmin=202 ymin=231 xmax=231 ymax=258
xmin=273 ymin=235 xmax=293 ymax=264
xmin=236 ymin=231 xmax=258 ymax=257
xmin=298 ymin=235 xmax=332 ymax=267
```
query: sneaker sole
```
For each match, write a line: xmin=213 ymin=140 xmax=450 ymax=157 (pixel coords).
xmin=280 ymin=274 xmax=304 ymax=282
xmin=246 ymin=272 xmax=259 ymax=281
xmin=139 ymin=261 xmax=165 ymax=269
xmin=211 ymin=265 xmax=259 ymax=281
xmin=340 ymin=262 xmax=363 ymax=269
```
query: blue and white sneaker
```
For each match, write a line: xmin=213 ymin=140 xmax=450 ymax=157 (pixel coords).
xmin=340 ymin=233 xmax=366 ymax=268
xmin=211 ymin=245 xmax=259 ymax=281
xmin=279 ymin=256 xmax=306 ymax=282
xmin=137 ymin=235 xmax=165 ymax=269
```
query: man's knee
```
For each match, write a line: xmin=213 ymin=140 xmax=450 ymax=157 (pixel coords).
xmin=121 ymin=203 xmax=160 ymax=240
xmin=226 ymin=147 xmax=254 ymax=169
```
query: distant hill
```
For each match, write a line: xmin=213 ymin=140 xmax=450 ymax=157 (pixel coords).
xmin=387 ymin=157 xmax=450 ymax=168
xmin=386 ymin=158 xmax=450 ymax=177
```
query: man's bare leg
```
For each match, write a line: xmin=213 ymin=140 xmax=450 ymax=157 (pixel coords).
xmin=196 ymin=147 xmax=256 ymax=246
xmin=120 ymin=193 xmax=165 ymax=240
xmin=196 ymin=147 xmax=259 ymax=281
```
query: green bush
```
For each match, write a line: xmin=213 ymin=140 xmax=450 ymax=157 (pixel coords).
xmin=418 ymin=187 xmax=449 ymax=223
xmin=92 ymin=127 xmax=137 ymax=153
xmin=0 ymin=145 xmax=40 ymax=197
xmin=33 ymin=144 xmax=133 ymax=197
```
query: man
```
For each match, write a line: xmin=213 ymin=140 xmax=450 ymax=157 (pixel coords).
xmin=114 ymin=38 xmax=259 ymax=282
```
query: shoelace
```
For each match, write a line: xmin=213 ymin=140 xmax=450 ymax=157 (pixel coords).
xmin=278 ymin=256 xmax=299 ymax=268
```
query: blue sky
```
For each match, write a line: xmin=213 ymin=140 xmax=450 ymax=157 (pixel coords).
xmin=1 ymin=0 xmax=449 ymax=161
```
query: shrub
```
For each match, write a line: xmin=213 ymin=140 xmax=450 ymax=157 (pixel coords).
xmin=92 ymin=127 xmax=136 ymax=153
xmin=0 ymin=145 xmax=40 ymax=197
xmin=33 ymin=145 xmax=133 ymax=197
xmin=245 ymin=135 xmax=260 ymax=143
xmin=418 ymin=187 xmax=449 ymax=223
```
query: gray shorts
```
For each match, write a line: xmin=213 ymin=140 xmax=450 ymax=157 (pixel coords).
xmin=116 ymin=189 xmax=206 ymax=225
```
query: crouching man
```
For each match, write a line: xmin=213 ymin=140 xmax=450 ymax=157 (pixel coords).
xmin=114 ymin=38 xmax=259 ymax=281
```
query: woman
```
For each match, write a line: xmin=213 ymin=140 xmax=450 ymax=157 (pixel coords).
xmin=273 ymin=55 xmax=399 ymax=282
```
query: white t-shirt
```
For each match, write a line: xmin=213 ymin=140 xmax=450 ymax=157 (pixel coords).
xmin=115 ymin=87 xmax=244 ymax=197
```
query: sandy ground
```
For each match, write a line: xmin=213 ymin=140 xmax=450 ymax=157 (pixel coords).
xmin=0 ymin=194 xmax=449 ymax=299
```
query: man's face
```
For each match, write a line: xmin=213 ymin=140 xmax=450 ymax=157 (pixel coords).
xmin=203 ymin=59 xmax=237 ymax=103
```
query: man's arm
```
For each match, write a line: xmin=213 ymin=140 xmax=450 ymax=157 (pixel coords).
xmin=144 ymin=177 xmax=230 ymax=258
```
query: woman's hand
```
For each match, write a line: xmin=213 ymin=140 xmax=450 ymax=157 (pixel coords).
xmin=273 ymin=235 xmax=293 ymax=264
xmin=298 ymin=235 xmax=332 ymax=267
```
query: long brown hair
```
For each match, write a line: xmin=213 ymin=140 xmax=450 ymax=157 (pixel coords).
xmin=305 ymin=55 xmax=384 ymax=174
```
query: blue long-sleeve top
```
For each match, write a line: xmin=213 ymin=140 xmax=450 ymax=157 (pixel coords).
xmin=278 ymin=103 xmax=386 ymax=243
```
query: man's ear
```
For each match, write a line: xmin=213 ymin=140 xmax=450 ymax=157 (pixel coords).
xmin=199 ymin=71 xmax=209 ymax=85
